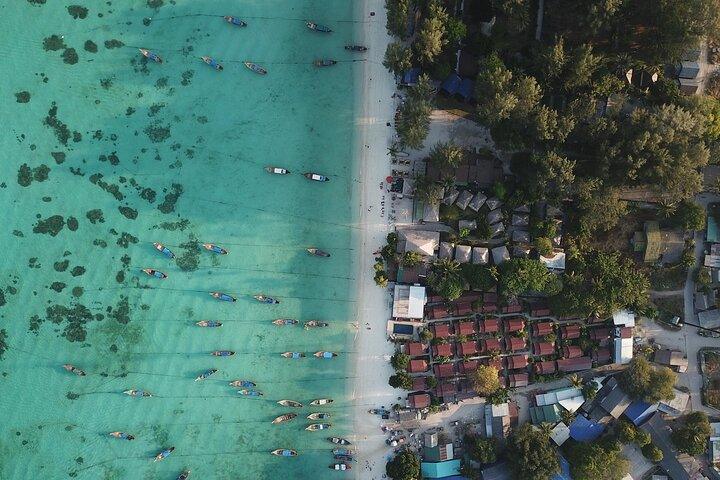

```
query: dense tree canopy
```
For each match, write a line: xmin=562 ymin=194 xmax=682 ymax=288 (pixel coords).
xmin=470 ymin=365 xmax=502 ymax=396
xmin=414 ymin=1 xmax=448 ymax=65
xmin=389 ymin=371 xmax=413 ymax=390
xmin=618 ymin=357 xmax=676 ymax=403
xmin=386 ymin=450 xmax=421 ymax=480
xmin=396 ymin=74 xmax=434 ymax=149
xmin=672 ymin=411 xmax=711 ymax=455
xmin=467 ymin=435 xmax=498 ymax=465
xmin=383 ymin=42 xmax=413 ymax=76
xmin=461 ymin=264 xmax=498 ymax=291
xmin=499 ymin=258 xmax=561 ymax=297
xmin=386 ymin=0 xmax=411 ymax=38
xmin=506 ymin=424 xmax=560 ymax=480
xmin=565 ymin=437 xmax=629 ymax=480
xmin=427 ymin=258 xmax=464 ymax=301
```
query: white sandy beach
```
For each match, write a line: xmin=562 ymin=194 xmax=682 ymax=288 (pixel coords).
xmin=351 ymin=1 xmax=400 ymax=479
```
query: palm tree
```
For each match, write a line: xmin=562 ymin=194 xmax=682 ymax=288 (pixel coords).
xmin=428 ymin=141 xmax=465 ymax=172
xmin=433 ymin=257 xmax=461 ymax=276
xmin=568 ymin=373 xmax=583 ymax=388
xmin=413 ymin=174 xmax=442 ymax=204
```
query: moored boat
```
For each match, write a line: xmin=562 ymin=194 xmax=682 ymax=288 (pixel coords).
xmin=211 ymin=350 xmax=235 ymax=357
xmin=63 ymin=364 xmax=86 ymax=376
xmin=314 ymin=59 xmax=337 ymax=67
xmin=177 ymin=470 xmax=191 ymax=480
xmin=332 ymin=448 xmax=354 ymax=456
xmin=229 ymin=379 xmax=256 ymax=388
xmin=254 ymin=294 xmax=279 ymax=304
xmin=139 ymin=48 xmax=163 ymax=63
xmin=328 ymin=437 xmax=351 ymax=445
xmin=273 ymin=318 xmax=298 ymax=326
xmin=306 ymin=247 xmax=330 ymax=257
xmin=196 ymin=320 xmax=222 ymax=328
xmin=194 ymin=368 xmax=217 ymax=382
xmin=123 ymin=389 xmax=152 ymax=397
xmin=304 ymin=172 xmax=330 ymax=182
xmin=271 ymin=449 xmax=298 ymax=457
xmin=344 ymin=45 xmax=367 ymax=52
xmin=306 ymin=423 xmax=331 ymax=431
xmin=272 ymin=413 xmax=297 ymax=424
xmin=310 ymin=398 xmax=333 ymax=406
xmin=109 ymin=431 xmax=135 ymax=440
xmin=329 ymin=462 xmax=351 ymax=470
xmin=314 ymin=351 xmax=338 ymax=359
xmin=278 ymin=399 xmax=303 ymax=408
xmin=154 ymin=446 xmax=175 ymax=462
xmin=307 ymin=412 xmax=331 ymax=420
xmin=142 ymin=268 xmax=167 ymax=279
xmin=201 ymin=56 xmax=223 ymax=71
xmin=265 ymin=166 xmax=290 ymax=175
xmin=244 ymin=61 xmax=268 ymax=75
xmin=238 ymin=389 xmax=263 ymax=397
xmin=202 ymin=243 xmax=228 ymax=255
xmin=334 ymin=453 xmax=354 ymax=461
xmin=223 ymin=15 xmax=247 ymax=27
xmin=153 ymin=242 xmax=175 ymax=258
xmin=210 ymin=292 xmax=236 ymax=302
xmin=306 ymin=21 xmax=332 ymax=33
xmin=304 ymin=320 xmax=329 ymax=329
xmin=281 ymin=352 xmax=305 ymax=359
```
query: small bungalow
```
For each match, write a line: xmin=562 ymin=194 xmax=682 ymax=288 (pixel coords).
xmin=408 ymin=359 xmax=429 ymax=373
xmin=423 ymin=201 xmax=440 ymax=223
xmin=489 ymin=222 xmax=505 ymax=237
xmin=562 ymin=346 xmax=583 ymax=359
xmin=427 ymin=305 xmax=452 ymax=319
xmin=412 ymin=376 xmax=429 ymax=391
xmin=551 ymin=422 xmax=571 ymax=446
xmin=559 ymin=324 xmax=581 ymax=339
xmin=455 ymin=302 xmax=473 ymax=316
xmin=534 ymin=360 xmax=557 ymax=375
xmin=592 ymin=348 xmax=611 ymax=365
xmin=589 ymin=327 xmax=612 ymax=345
xmin=632 ymin=221 xmax=685 ymax=264
xmin=654 ymin=349 xmax=688 ymax=373
xmin=529 ymin=404 xmax=562 ymax=425
xmin=457 ymin=320 xmax=476 ymax=336
xmin=458 ymin=219 xmax=477 ymax=232
xmin=540 ymin=251 xmax=566 ymax=271
xmin=485 ymin=357 xmax=503 ymax=370
xmin=480 ymin=317 xmax=499 ymax=333
xmin=454 ymin=244 xmax=472 ymax=263
xmin=556 ymin=357 xmax=592 ymax=372
xmin=406 ymin=342 xmax=427 ymax=356
xmin=506 ymin=337 xmax=527 ymax=352
xmin=511 ymin=214 xmax=529 ymax=228
xmin=431 ymin=323 xmax=453 ymax=338
xmin=436 ymin=382 xmax=458 ymax=399
xmin=459 ymin=341 xmax=478 ymax=356
xmin=532 ymin=322 xmax=554 ymax=337
xmin=433 ymin=343 xmax=454 ymax=359
xmin=400 ymin=230 xmax=440 ymax=257
xmin=442 ymin=189 xmax=459 ymax=205
xmin=505 ymin=354 xmax=528 ymax=370
xmin=486 ymin=197 xmax=502 ymax=210
xmin=504 ymin=317 xmax=525 ymax=333
xmin=472 ymin=246 xmax=489 ymax=264
xmin=434 ymin=363 xmax=457 ymax=378
xmin=399 ymin=67 xmax=421 ymax=86
xmin=531 ymin=307 xmax=552 ymax=317
xmin=512 ymin=230 xmax=531 ymax=243
xmin=491 ymin=245 xmax=509 ymax=264
xmin=482 ymin=338 xmax=501 ymax=352
xmin=613 ymin=337 xmax=633 ymax=365
xmin=501 ymin=303 xmax=523 ymax=314
xmin=456 ymin=190 xmax=473 ymax=210
xmin=533 ymin=341 xmax=555 ymax=356
xmin=439 ymin=241 xmax=454 ymax=259
xmin=421 ymin=460 xmax=461 ymax=479
xmin=459 ymin=360 xmax=478 ymax=374
xmin=658 ymin=388 xmax=690 ymax=417
xmin=487 ymin=209 xmax=503 ymax=225
xmin=408 ymin=392 xmax=431 ymax=409
xmin=468 ymin=192 xmax=487 ymax=211
xmin=569 ymin=415 xmax=605 ymax=442
xmin=507 ymin=373 xmax=529 ymax=388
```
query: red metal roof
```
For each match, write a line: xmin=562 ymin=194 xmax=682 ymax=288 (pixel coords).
xmin=619 ymin=327 xmax=633 ymax=339
xmin=408 ymin=392 xmax=431 ymax=408
xmin=589 ymin=327 xmax=611 ymax=340
xmin=431 ymin=323 xmax=452 ymax=338
xmin=560 ymin=324 xmax=581 ymax=339
xmin=562 ymin=345 xmax=583 ymax=359
xmin=592 ymin=348 xmax=611 ymax=364
xmin=534 ymin=360 xmax=557 ymax=374
xmin=408 ymin=359 xmax=428 ymax=373
xmin=480 ymin=318 xmax=499 ymax=333
xmin=485 ymin=357 xmax=503 ymax=370
xmin=507 ymin=373 xmax=529 ymax=388
xmin=429 ymin=306 xmax=451 ymax=319
xmin=481 ymin=303 xmax=498 ymax=313
xmin=412 ymin=376 xmax=429 ymax=391
xmin=460 ymin=341 xmax=478 ymax=356
xmin=531 ymin=307 xmax=552 ymax=317
xmin=504 ymin=318 xmax=525 ymax=332
xmin=433 ymin=343 xmax=454 ymax=357
xmin=459 ymin=360 xmax=479 ymax=374
xmin=556 ymin=356 xmax=592 ymax=372
xmin=505 ymin=337 xmax=527 ymax=352
xmin=406 ymin=342 xmax=426 ymax=356
xmin=457 ymin=321 xmax=476 ymax=335
xmin=436 ymin=382 xmax=457 ymax=397
xmin=434 ymin=363 xmax=456 ymax=378
xmin=505 ymin=354 xmax=528 ymax=370
xmin=483 ymin=292 xmax=498 ymax=303
xmin=532 ymin=322 xmax=554 ymax=337
xmin=456 ymin=302 xmax=473 ymax=316
xmin=502 ymin=304 xmax=523 ymax=313
xmin=533 ymin=341 xmax=554 ymax=356
xmin=481 ymin=338 xmax=501 ymax=352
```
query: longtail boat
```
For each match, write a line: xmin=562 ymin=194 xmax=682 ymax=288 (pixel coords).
xmin=332 ymin=448 xmax=354 ymax=456
xmin=142 ymin=268 xmax=167 ymax=279
xmin=238 ymin=389 xmax=263 ymax=397
xmin=123 ymin=389 xmax=152 ymax=397
xmin=306 ymin=21 xmax=332 ymax=33
xmin=314 ymin=351 xmax=338 ymax=359
xmin=109 ymin=431 xmax=135 ymax=440
xmin=210 ymin=292 xmax=236 ymax=302
xmin=202 ymin=243 xmax=228 ymax=255
xmin=335 ymin=453 xmax=354 ymax=461
xmin=154 ymin=446 xmax=174 ymax=462
xmin=194 ymin=368 xmax=217 ymax=381
xmin=177 ymin=470 xmax=191 ymax=480
xmin=266 ymin=166 xmax=289 ymax=175
xmin=139 ymin=48 xmax=163 ymax=63
xmin=63 ymin=364 xmax=86 ymax=376
xmin=328 ymin=437 xmax=351 ymax=445
xmin=307 ymin=247 xmax=330 ymax=257
xmin=271 ymin=449 xmax=298 ymax=457
xmin=314 ymin=59 xmax=337 ymax=67
xmin=273 ymin=318 xmax=298 ymax=326
xmin=224 ymin=15 xmax=247 ymax=27
xmin=307 ymin=412 xmax=331 ymax=420
xmin=344 ymin=45 xmax=367 ymax=52
xmin=329 ymin=462 xmax=351 ymax=470
xmin=196 ymin=320 xmax=222 ymax=327
xmin=304 ymin=320 xmax=329 ymax=329
xmin=310 ymin=398 xmax=333 ymax=406
xmin=244 ymin=61 xmax=268 ymax=75
xmin=281 ymin=352 xmax=305 ymax=359
xmin=304 ymin=172 xmax=329 ymax=182
xmin=153 ymin=242 xmax=175 ymax=258
xmin=229 ymin=380 xmax=255 ymax=388
xmin=277 ymin=399 xmax=303 ymax=408
xmin=211 ymin=350 xmax=235 ymax=357
xmin=272 ymin=413 xmax=297 ymax=424
xmin=306 ymin=423 xmax=331 ymax=431
xmin=254 ymin=294 xmax=279 ymax=304
xmin=201 ymin=56 xmax=223 ymax=71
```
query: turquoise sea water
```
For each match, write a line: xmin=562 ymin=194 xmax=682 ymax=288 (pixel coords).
xmin=0 ymin=1 xmax=361 ymax=478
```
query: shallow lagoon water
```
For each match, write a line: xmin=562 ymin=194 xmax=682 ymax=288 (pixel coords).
xmin=0 ymin=1 xmax=360 ymax=478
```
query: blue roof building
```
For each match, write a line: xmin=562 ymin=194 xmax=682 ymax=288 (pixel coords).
xmin=421 ymin=459 xmax=461 ymax=478
xmin=400 ymin=68 xmax=421 ymax=86
xmin=552 ymin=456 xmax=573 ymax=480
xmin=569 ymin=415 xmax=605 ymax=442
xmin=458 ymin=78 xmax=474 ymax=101
xmin=441 ymin=73 xmax=462 ymax=95
xmin=623 ymin=400 xmax=658 ymax=426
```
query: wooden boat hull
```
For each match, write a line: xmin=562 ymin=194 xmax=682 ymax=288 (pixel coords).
xmin=272 ymin=413 xmax=297 ymax=424
xmin=306 ymin=423 xmax=331 ymax=431
xmin=307 ymin=413 xmax=331 ymax=420
xmin=265 ymin=166 xmax=289 ymax=174
xmin=328 ymin=437 xmax=351 ymax=445
xmin=244 ymin=61 xmax=268 ymax=75
xmin=310 ymin=398 xmax=333 ymax=406
xmin=277 ymin=400 xmax=303 ymax=408
xmin=271 ymin=449 xmax=298 ymax=457
xmin=196 ymin=320 xmax=222 ymax=327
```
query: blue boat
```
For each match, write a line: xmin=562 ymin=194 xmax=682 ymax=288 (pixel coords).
xmin=254 ymin=295 xmax=279 ymax=304
xmin=154 ymin=446 xmax=175 ymax=462
xmin=244 ymin=61 xmax=268 ymax=75
xmin=306 ymin=21 xmax=332 ymax=33
xmin=194 ymin=368 xmax=217 ymax=382
xmin=139 ymin=48 xmax=163 ymax=63
xmin=281 ymin=352 xmax=305 ymax=359
xmin=211 ymin=292 xmax=236 ymax=302
xmin=211 ymin=350 xmax=235 ymax=357
xmin=123 ymin=389 xmax=152 ymax=398
xmin=271 ymin=449 xmax=298 ymax=457
xmin=153 ymin=242 xmax=175 ymax=258
xmin=229 ymin=380 xmax=256 ymax=388
xmin=201 ymin=56 xmax=223 ymax=71
xmin=203 ymin=243 xmax=228 ymax=255
xmin=142 ymin=268 xmax=167 ymax=279
xmin=196 ymin=320 xmax=222 ymax=327
xmin=224 ymin=15 xmax=247 ymax=27
xmin=238 ymin=389 xmax=263 ymax=397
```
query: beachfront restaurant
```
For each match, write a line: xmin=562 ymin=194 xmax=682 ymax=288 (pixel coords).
xmin=392 ymin=285 xmax=427 ymax=320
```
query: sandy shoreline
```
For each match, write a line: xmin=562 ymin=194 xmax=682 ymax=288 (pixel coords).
xmin=350 ymin=1 xmax=399 ymax=479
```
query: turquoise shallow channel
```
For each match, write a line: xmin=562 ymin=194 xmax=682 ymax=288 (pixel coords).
xmin=0 ymin=0 xmax=361 ymax=478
